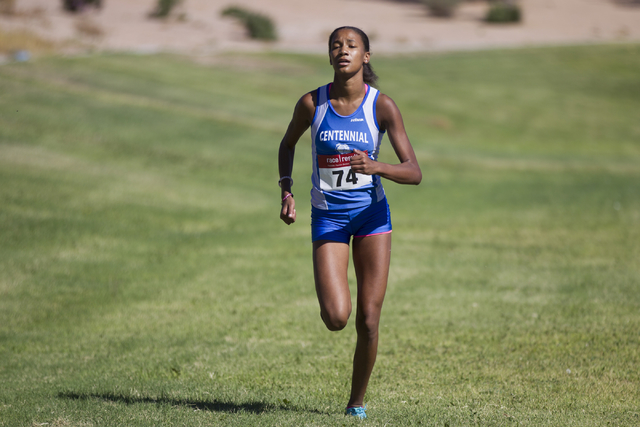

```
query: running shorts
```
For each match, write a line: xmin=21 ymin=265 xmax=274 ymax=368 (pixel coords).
xmin=311 ymin=197 xmax=392 ymax=243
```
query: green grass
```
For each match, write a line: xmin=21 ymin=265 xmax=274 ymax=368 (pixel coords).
xmin=0 ymin=44 xmax=639 ymax=426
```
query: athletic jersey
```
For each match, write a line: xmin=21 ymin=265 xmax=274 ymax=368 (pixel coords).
xmin=310 ymin=83 xmax=386 ymax=210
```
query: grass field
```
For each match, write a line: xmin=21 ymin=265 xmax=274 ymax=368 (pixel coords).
xmin=0 ymin=44 xmax=639 ymax=426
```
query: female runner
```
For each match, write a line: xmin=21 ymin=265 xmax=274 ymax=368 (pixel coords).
xmin=278 ymin=26 xmax=422 ymax=419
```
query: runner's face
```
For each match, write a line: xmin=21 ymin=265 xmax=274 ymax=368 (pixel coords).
xmin=329 ymin=29 xmax=370 ymax=76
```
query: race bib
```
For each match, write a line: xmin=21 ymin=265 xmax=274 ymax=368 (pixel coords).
xmin=318 ymin=152 xmax=372 ymax=191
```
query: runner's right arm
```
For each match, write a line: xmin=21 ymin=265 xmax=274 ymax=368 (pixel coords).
xmin=278 ymin=92 xmax=315 ymax=225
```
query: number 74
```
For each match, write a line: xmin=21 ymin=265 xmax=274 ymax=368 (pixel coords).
xmin=332 ymin=169 xmax=359 ymax=187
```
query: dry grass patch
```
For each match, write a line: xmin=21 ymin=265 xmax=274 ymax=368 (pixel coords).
xmin=0 ymin=27 xmax=55 ymax=54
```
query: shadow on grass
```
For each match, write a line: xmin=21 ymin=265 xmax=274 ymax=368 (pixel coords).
xmin=58 ymin=391 xmax=325 ymax=415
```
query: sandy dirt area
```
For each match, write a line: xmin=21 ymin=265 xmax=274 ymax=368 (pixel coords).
xmin=1 ymin=0 xmax=640 ymax=56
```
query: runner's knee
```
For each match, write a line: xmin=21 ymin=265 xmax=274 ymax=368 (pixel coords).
xmin=355 ymin=310 xmax=380 ymax=339
xmin=321 ymin=308 xmax=350 ymax=331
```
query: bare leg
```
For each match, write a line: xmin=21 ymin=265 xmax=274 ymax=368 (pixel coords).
xmin=313 ymin=240 xmax=352 ymax=331
xmin=347 ymin=233 xmax=391 ymax=407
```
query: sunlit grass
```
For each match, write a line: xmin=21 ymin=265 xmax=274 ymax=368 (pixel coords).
xmin=0 ymin=45 xmax=639 ymax=426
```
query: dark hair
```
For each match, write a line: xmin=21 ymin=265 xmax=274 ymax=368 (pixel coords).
xmin=328 ymin=26 xmax=379 ymax=87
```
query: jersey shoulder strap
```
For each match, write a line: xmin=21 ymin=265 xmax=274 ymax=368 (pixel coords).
xmin=311 ymin=84 xmax=330 ymax=136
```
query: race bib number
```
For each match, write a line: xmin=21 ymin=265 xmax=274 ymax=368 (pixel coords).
xmin=318 ymin=152 xmax=372 ymax=191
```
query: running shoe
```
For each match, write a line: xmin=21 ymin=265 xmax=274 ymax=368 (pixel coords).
xmin=345 ymin=405 xmax=367 ymax=419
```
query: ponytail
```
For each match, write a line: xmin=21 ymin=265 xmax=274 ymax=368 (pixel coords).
xmin=363 ymin=62 xmax=378 ymax=87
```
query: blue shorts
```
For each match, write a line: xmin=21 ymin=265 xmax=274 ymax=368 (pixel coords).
xmin=311 ymin=198 xmax=392 ymax=243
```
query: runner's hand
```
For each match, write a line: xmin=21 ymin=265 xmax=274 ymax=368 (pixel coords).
xmin=350 ymin=149 xmax=377 ymax=175
xmin=280 ymin=195 xmax=296 ymax=225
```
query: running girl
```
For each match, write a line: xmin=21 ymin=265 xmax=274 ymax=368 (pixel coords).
xmin=278 ymin=26 xmax=422 ymax=419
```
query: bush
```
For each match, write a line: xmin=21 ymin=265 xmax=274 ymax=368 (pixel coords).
xmin=221 ymin=6 xmax=277 ymax=41
xmin=62 ymin=0 xmax=101 ymax=13
xmin=421 ymin=0 xmax=462 ymax=18
xmin=149 ymin=0 xmax=181 ymax=18
xmin=0 ymin=0 xmax=16 ymax=15
xmin=485 ymin=1 xmax=522 ymax=23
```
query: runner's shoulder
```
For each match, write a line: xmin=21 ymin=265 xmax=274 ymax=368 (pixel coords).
xmin=375 ymin=92 xmax=398 ymax=112
xmin=299 ymin=91 xmax=317 ymax=109
xmin=294 ymin=91 xmax=317 ymax=125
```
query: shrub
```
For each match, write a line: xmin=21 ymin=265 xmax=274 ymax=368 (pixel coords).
xmin=149 ymin=0 xmax=181 ymax=18
xmin=485 ymin=1 xmax=522 ymax=23
xmin=221 ymin=6 xmax=277 ymax=41
xmin=62 ymin=0 xmax=101 ymax=13
xmin=421 ymin=0 xmax=462 ymax=18
xmin=0 ymin=0 xmax=16 ymax=15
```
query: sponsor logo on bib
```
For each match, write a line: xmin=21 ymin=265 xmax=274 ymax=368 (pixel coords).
xmin=335 ymin=143 xmax=350 ymax=154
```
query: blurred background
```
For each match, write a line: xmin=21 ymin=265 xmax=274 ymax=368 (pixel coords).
xmin=1 ymin=0 xmax=640 ymax=58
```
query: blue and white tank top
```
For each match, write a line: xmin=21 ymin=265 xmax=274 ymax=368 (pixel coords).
xmin=310 ymin=84 xmax=386 ymax=210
